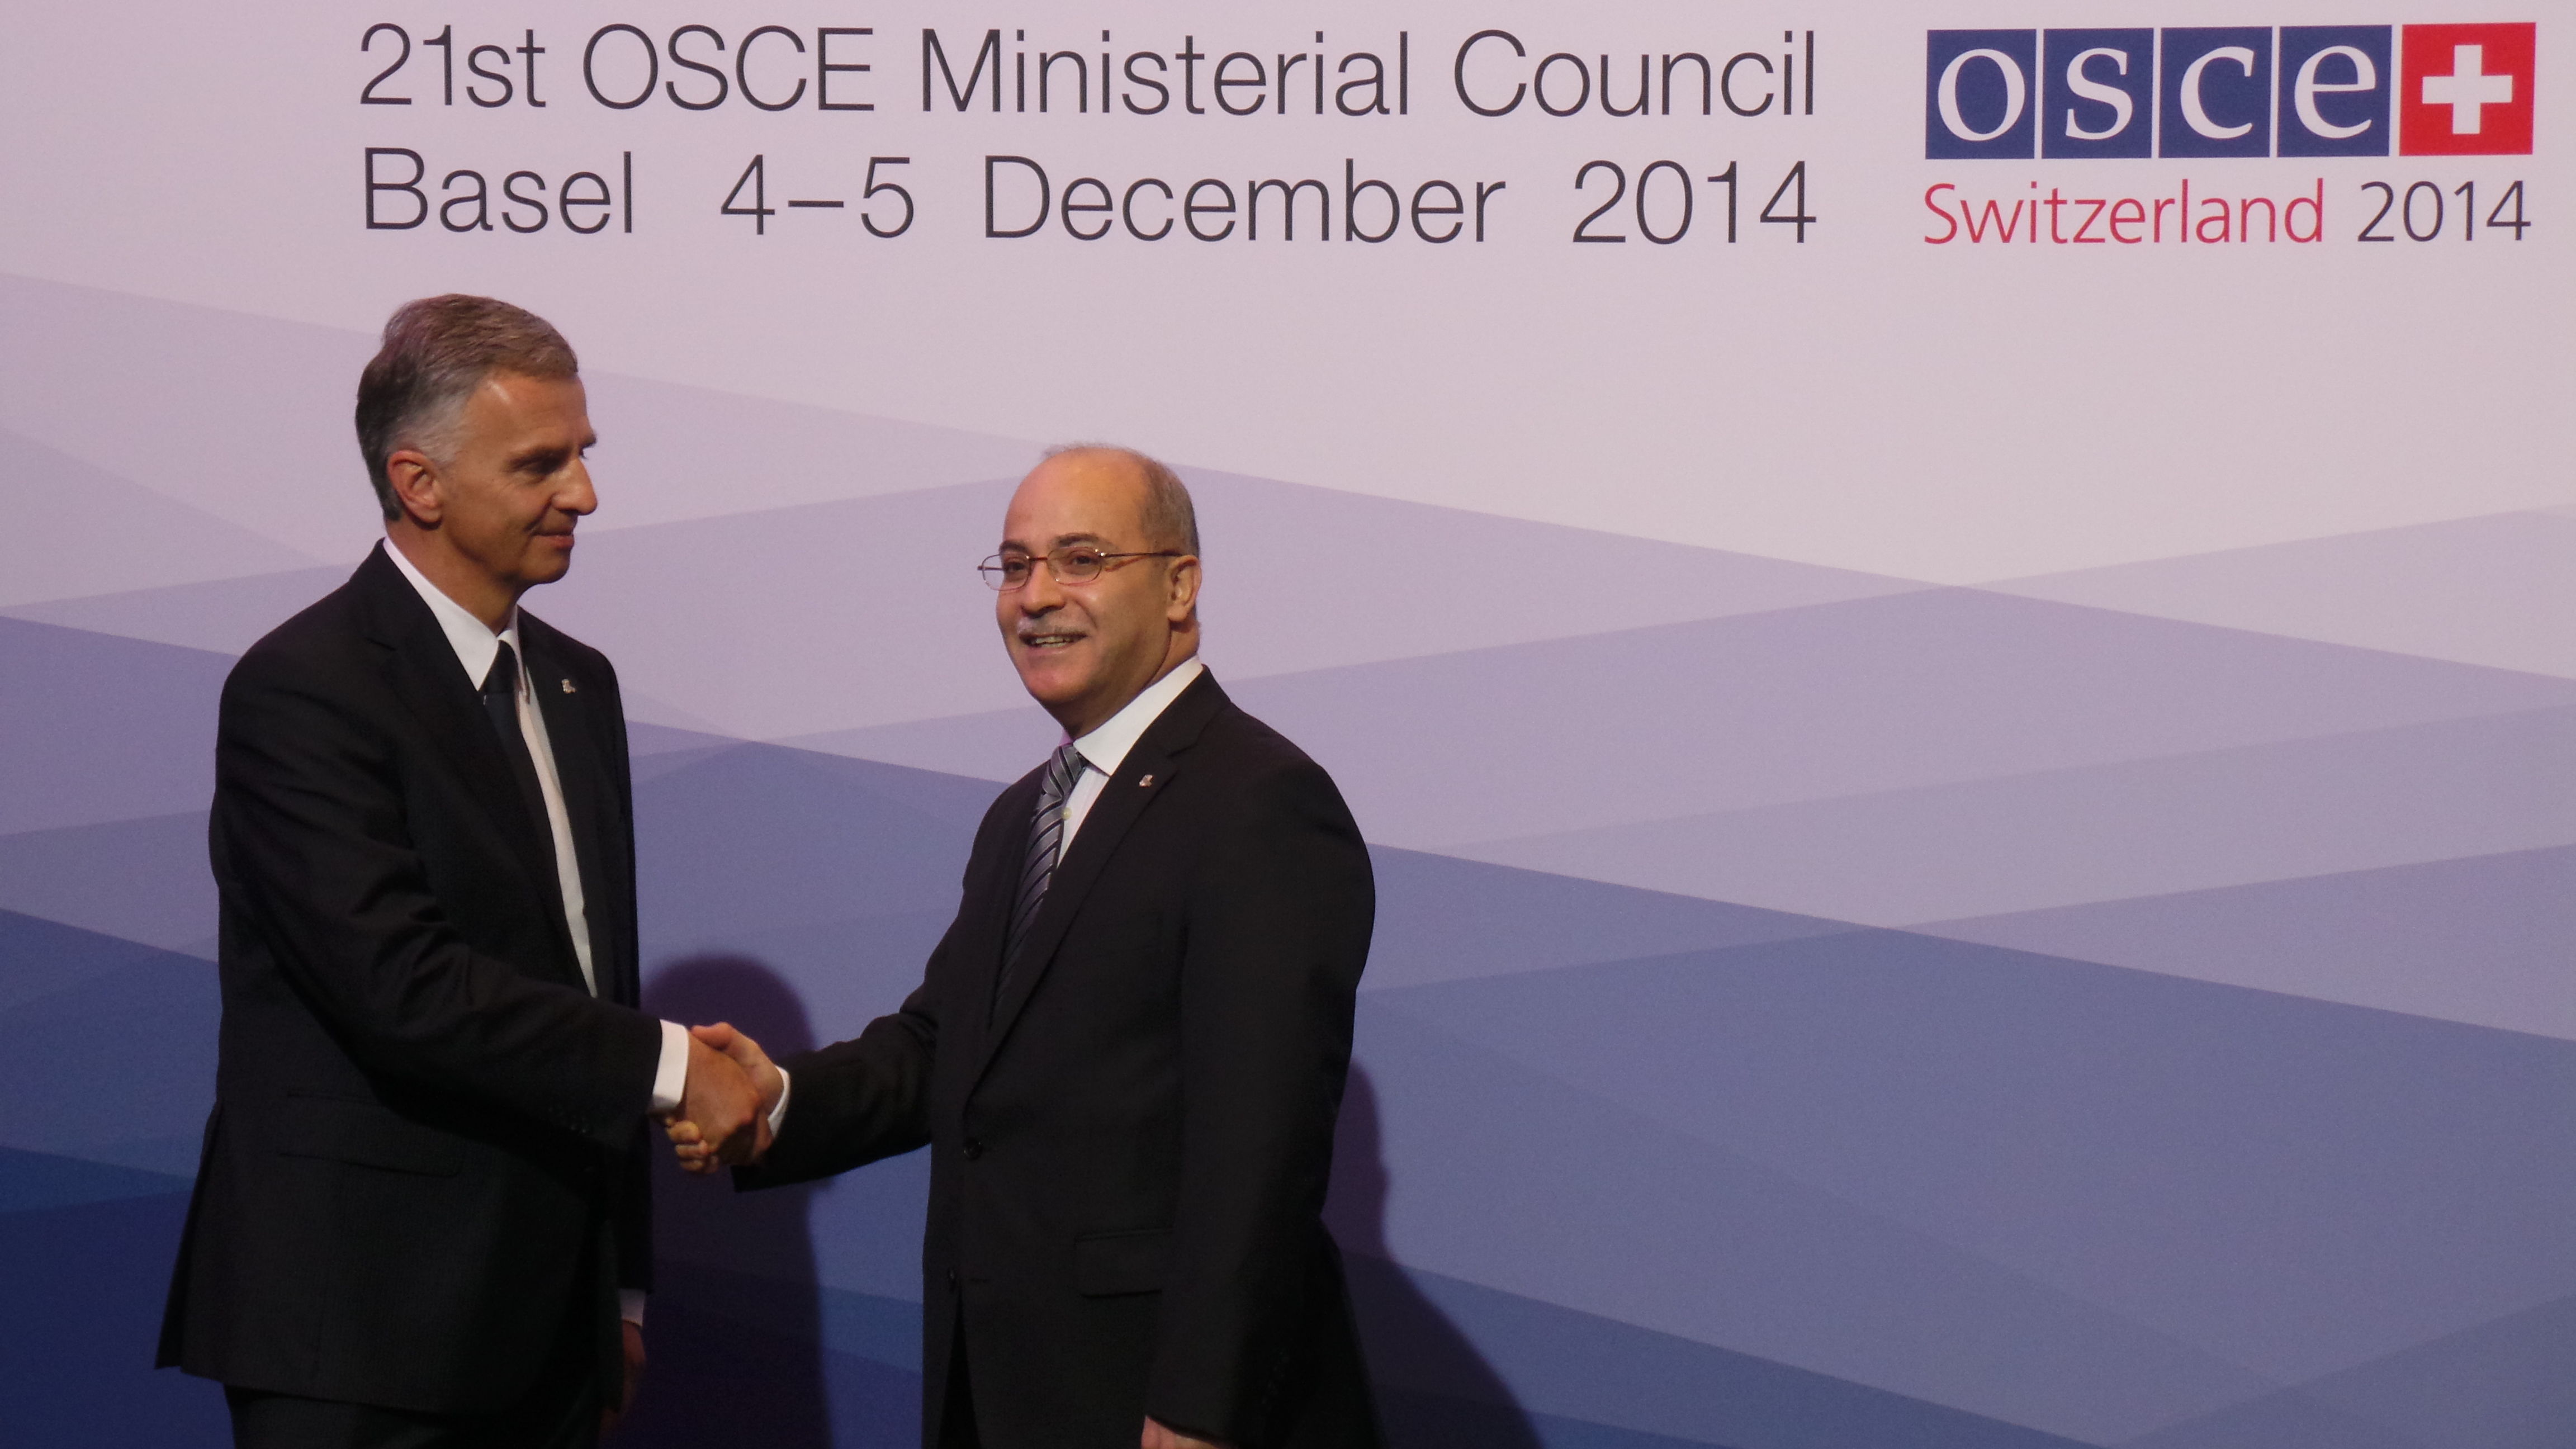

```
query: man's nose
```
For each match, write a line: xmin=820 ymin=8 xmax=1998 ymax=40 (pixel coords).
xmin=558 ymin=461 xmax=598 ymax=517
xmin=1019 ymin=560 xmax=1066 ymax=612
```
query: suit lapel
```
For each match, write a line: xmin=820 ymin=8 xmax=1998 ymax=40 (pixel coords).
xmin=526 ymin=626 xmax=626 ymax=1003
xmin=977 ymin=673 xmax=1227 ymax=1079
xmin=950 ymin=773 xmax=1039 ymax=1073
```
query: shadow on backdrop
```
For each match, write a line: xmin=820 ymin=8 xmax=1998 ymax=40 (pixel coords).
xmin=1329 ymin=1067 xmax=1542 ymax=1449
xmin=615 ymin=976 xmax=1535 ymax=1448
xmin=627 ymin=954 xmax=834 ymax=1448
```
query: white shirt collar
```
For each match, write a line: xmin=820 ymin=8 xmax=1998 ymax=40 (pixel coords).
xmin=1071 ymin=658 xmax=1205 ymax=778
xmin=382 ymin=538 xmax=522 ymax=690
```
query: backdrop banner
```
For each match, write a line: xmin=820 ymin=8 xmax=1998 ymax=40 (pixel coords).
xmin=1 ymin=3 xmax=2568 ymax=1447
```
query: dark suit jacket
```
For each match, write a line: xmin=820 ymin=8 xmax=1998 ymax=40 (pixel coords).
xmin=744 ymin=670 xmax=1380 ymax=1449
xmin=158 ymin=543 xmax=665 ymax=1414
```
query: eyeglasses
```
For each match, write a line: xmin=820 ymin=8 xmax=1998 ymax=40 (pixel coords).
xmin=978 ymin=547 xmax=1181 ymax=591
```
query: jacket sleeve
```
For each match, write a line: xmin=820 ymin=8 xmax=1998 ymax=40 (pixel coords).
xmin=735 ymin=974 xmax=940 ymax=1190
xmin=737 ymin=781 xmax=1029 ymax=1191
xmin=213 ymin=646 xmax=664 ymax=1149
xmin=600 ymin=659 xmax=655 ymax=1295
xmin=1145 ymin=758 xmax=1375 ymax=1443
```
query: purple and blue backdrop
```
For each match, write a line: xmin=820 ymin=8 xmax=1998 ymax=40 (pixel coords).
xmin=2 ymin=3 xmax=2569 ymax=1447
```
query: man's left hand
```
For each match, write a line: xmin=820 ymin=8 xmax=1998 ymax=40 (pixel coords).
xmin=602 ymin=1320 xmax=645 ymax=1437
xmin=1142 ymin=1417 xmax=1231 ymax=1449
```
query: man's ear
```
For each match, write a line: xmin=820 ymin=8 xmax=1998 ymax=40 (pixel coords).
xmin=1164 ymin=554 xmax=1202 ymax=622
xmin=383 ymin=449 xmax=443 ymax=527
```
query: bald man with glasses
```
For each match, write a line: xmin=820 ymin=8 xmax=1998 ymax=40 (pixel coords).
xmin=674 ymin=446 xmax=1382 ymax=1449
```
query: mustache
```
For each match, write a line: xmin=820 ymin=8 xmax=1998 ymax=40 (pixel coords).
xmin=1014 ymin=612 xmax=1088 ymax=643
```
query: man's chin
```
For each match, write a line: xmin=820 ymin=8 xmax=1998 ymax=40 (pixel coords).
xmin=520 ymin=551 xmax=575 ymax=585
xmin=1012 ymin=657 xmax=1095 ymax=710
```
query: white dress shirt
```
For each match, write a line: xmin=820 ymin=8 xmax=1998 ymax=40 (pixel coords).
xmin=1060 ymin=657 xmax=1205 ymax=860
xmin=386 ymin=541 xmax=685 ymax=1325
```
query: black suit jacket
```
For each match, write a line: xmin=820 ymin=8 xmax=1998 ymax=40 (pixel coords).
xmin=745 ymin=671 xmax=1381 ymax=1449
xmin=158 ymin=543 xmax=665 ymax=1414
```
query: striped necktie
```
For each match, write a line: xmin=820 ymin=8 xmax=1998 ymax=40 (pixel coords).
xmin=1001 ymin=742 xmax=1087 ymax=995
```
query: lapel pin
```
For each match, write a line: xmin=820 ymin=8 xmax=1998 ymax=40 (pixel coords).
xmin=560 ymin=679 xmax=577 ymax=694
xmin=1137 ymin=774 xmax=1154 ymax=788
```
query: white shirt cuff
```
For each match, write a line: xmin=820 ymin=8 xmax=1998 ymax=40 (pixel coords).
xmin=649 ymin=1020 xmax=690 ymax=1117
xmin=768 ymin=1068 xmax=793 ymax=1137
xmin=619 ymin=1289 xmax=646 ymax=1327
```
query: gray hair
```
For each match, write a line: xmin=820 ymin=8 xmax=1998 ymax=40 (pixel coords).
xmin=355 ymin=295 xmax=578 ymax=520
xmin=1043 ymin=443 xmax=1200 ymax=555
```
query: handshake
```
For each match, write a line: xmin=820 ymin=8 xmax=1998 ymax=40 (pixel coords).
xmin=665 ymin=1022 xmax=783 ymax=1175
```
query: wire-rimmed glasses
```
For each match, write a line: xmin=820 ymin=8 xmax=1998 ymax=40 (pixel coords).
xmin=978 ymin=546 xmax=1181 ymax=590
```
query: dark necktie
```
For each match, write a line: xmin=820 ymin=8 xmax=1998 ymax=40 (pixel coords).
xmin=479 ymin=642 xmax=558 ymax=873
xmin=999 ymin=742 xmax=1086 ymax=1001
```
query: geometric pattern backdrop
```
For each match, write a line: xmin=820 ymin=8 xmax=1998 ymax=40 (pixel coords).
xmin=4 ymin=272 xmax=2571 ymax=1448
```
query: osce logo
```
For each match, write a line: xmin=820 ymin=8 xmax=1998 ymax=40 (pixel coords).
xmin=1925 ymin=22 xmax=2535 ymax=158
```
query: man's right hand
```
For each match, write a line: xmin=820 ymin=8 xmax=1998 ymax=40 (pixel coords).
xmin=693 ymin=1022 xmax=784 ymax=1111
xmin=670 ymin=1030 xmax=764 ymax=1174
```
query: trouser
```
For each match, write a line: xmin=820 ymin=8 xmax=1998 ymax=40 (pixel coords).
xmin=225 ymin=1366 xmax=599 ymax=1449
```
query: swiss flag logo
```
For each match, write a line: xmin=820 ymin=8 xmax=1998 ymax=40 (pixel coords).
xmin=2399 ymin=23 xmax=2535 ymax=155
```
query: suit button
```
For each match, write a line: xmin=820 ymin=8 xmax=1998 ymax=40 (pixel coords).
xmin=962 ymin=1138 xmax=986 ymax=1161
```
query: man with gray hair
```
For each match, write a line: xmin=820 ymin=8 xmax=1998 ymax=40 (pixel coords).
xmin=158 ymin=295 xmax=766 ymax=1447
